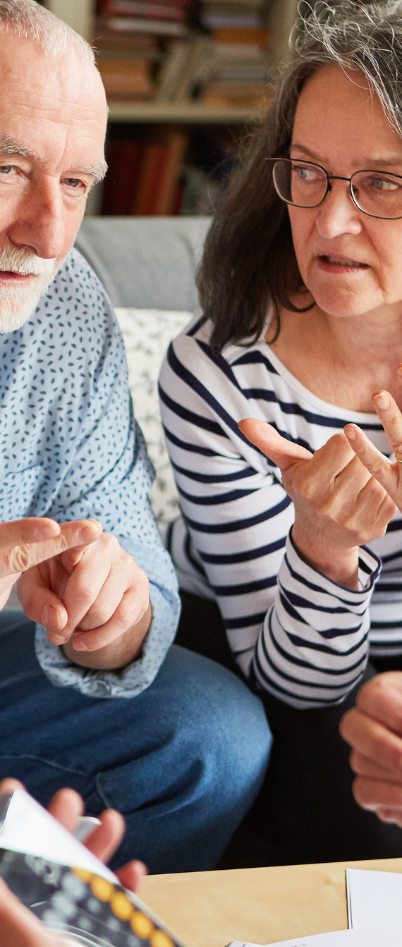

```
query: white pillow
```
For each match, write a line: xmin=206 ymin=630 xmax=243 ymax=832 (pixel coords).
xmin=115 ymin=308 xmax=193 ymax=529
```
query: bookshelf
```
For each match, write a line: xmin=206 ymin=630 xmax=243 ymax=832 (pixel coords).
xmin=107 ymin=100 xmax=266 ymax=123
xmin=43 ymin=0 xmax=298 ymax=215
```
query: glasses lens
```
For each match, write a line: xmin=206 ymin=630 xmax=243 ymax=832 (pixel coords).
xmin=351 ymin=170 xmax=402 ymax=219
xmin=273 ymin=159 xmax=327 ymax=207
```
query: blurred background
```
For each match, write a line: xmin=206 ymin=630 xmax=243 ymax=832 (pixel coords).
xmin=38 ymin=0 xmax=301 ymax=217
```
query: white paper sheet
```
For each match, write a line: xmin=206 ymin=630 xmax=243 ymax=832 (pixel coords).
xmin=347 ymin=868 xmax=402 ymax=931
xmin=0 ymin=789 xmax=116 ymax=882
xmin=229 ymin=929 xmax=402 ymax=947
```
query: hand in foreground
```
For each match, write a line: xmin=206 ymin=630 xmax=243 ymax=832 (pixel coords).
xmin=239 ymin=419 xmax=396 ymax=587
xmin=17 ymin=533 xmax=151 ymax=669
xmin=344 ymin=365 xmax=402 ymax=512
xmin=0 ymin=777 xmax=146 ymax=947
xmin=0 ymin=517 xmax=102 ymax=612
xmin=340 ymin=674 xmax=402 ymax=826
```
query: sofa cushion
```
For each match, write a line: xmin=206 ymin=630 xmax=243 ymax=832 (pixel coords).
xmin=115 ymin=307 xmax=193 ymax=528
xmin=76 ymin=217 xmax=211 ymax=310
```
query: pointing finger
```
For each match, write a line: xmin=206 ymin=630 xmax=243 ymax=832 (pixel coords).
xmin=372 ymin=389 xmax=402 ymax=461
xmin=0 ymin=518 xmax=60 ymax=553
xmin=1 ymin=519 xmax=103 ymax=578
xmin=239 ymin=419 xmax=312 ymax=471
xmin=344 ymin=423 xmax=400 ymax=499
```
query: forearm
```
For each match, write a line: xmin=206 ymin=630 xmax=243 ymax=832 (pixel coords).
xmin=62 ymin=602 xmax=152 ymax=670
xmin=292 ymin=521 xmax=359 ymax=588
xmin=252 ymin=531 xmax=380 ymax=709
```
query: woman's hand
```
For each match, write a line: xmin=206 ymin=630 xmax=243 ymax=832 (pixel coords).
xmin=0 ymin=778 xmax=147 ymax=947
xmin=344 ymin=366 xmax=402 ymax=513
xmin=239 ymin=419 xmax=396 ymax=588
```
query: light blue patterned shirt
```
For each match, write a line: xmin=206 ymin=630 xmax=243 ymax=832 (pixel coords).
xmin=0 ymin=249 xmax=180 ymax=699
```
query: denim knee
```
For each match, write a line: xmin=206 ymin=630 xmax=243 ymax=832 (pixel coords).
xmin=95 ymin=646 xmax=271 ymax=871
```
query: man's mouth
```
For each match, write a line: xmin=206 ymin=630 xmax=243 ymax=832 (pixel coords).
xmin=0 ymin=271 xmax=33 ymax=281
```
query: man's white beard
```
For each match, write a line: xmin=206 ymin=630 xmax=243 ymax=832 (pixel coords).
xmin=0 ymin=242 xmax=58 ymax=334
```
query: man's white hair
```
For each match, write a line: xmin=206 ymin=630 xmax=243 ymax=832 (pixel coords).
xmin=0 ymin=0 xmax=95 ymax=63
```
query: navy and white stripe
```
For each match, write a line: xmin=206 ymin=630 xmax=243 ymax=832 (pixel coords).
xmin=159 ymin=313 xmax=402 ymax=709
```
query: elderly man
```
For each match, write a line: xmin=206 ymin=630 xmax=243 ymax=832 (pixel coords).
xmin=0 ymin=0 xmax=271 ymax=875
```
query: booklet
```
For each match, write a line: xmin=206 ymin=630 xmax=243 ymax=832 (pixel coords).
xmin=347 ymin=868 xmax=402 ymax=931
xmin=0 ymin=788 xmax=188 ymax=947
xmin=228 ymin=931 xmax=402 ymax=947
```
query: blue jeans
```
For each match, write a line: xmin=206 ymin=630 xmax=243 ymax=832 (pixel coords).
xmin=0 ymin=611 xmax=271 ymax=873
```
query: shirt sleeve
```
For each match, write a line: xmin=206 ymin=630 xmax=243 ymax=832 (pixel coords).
xmin=35 ymin=293 xmax=180 ymax=699
xmin=159 ymin=329 xmax=381 ymax=709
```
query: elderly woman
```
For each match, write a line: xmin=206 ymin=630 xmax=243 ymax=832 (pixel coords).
xmin=159 ymin=0 xmax=402 ymax=863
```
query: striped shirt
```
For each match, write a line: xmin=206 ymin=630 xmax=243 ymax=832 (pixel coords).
xmin=159 ymin=313 xmax=402 ymax=709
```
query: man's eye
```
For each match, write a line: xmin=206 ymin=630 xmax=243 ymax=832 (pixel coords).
xmin=64 ymin=177 xmax=84 ymax=189
xmin=0 ymin=166 xmax=14 ymax=175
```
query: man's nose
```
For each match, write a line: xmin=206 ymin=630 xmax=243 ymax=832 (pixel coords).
xmin=315 ymin=180 xmax=362 ymax=239
xmin=8 ymin=178 xmax=66 ymax=260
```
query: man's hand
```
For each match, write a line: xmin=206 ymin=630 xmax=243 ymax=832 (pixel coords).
xmin=0 ymin=517 xmax=102 ymax=612
xmin=17 ymin=534 xmax=151 ymax=670
xmin=340 ymin=674 xmax=402 ymax=825
xmin=239 ymin=419 xmax=396 ymax=588
xmin=0 ymin=778 xmax=146 ymax=947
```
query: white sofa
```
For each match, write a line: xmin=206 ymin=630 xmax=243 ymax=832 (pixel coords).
xmin=76 ymin=215 xmax=211 ymax=528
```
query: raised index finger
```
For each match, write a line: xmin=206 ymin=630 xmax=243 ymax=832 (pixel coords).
xmin=372 ymin=390 xmax=402 ymax=461
xmin=0 ymin=519 xmax=103 ymax=578
xmin=0 ymin=518 xmax=60 ymax=552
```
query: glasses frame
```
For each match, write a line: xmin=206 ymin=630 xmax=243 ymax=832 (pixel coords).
xmin=266 ymin=157 xmax=402 ymax=220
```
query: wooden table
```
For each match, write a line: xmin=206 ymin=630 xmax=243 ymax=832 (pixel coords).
xmin=141 ymin=857 xmax=402 ymax=947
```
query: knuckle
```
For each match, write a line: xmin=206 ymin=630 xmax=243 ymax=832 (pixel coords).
xmin=104 ymin=533 xmax=119 ymax=553
xmin=5 ymin=546 xmax=32 ymax=574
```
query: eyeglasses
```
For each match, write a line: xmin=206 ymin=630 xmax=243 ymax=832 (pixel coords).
xmin=267 ymin=157 xmax=402 ymax=220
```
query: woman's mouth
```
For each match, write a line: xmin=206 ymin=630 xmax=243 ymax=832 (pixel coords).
xmin=318 ymin=255 xmax=369 ymax=272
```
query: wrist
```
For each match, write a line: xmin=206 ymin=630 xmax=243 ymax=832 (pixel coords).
xmin=291 ymin=524 xmax=359 ymax=589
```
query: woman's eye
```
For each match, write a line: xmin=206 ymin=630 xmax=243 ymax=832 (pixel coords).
xmin=292 ymin=164 xmax=317 ymax=182
xmin=371 ymin=176 xmax=399 ymax=191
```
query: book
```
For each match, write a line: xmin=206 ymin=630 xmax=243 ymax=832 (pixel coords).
xmin=98 ymin=0 xmax=190 ymax=22
xmin=202 ymin=13 xmax=263 ymax=28
xmin=94 ymin=22 xmax=159 ymax=54
xmin=156 ymin=39 xmax=192 ymax=100
xmin=211 ymin=26 xmax=271 ymax=45
xmin=346 ymin=868 xmax=402 ymax=931
xmin=132 ymin=131 xmax=188 ymax=214
xmin=102 ymin=139 xmax=145 ymax=214
xmin=97 ymin=57 xmax=154 ymax=97
xmin=201 ymin=79 xmax=268 ymax=104
xmin=104 ymin=16 xmax=188 ymax=36
xmin=228 ymin=932 xmax=402 ymax=947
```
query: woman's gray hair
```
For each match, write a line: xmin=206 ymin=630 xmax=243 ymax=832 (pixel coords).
xmin=198 ymin=0 xmax=402 ymax=350
xmin=284 ymin=1 xmax=402 ymax=137
xmin=0 ymin=0 xmax=95 ymax=63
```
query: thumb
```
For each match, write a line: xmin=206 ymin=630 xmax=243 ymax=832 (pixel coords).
xmin=239 ymin=419 xmax=312 ymax=472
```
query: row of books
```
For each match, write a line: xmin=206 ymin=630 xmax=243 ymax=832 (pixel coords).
xmin=102 ymin=131 xmax=188 ymax=215
xmin=94 ymin=0 xmax=272 ymax=106
xmin=101 ymin=125 xmax=237 ymax=216
xmin=95 ymin=0 xmax=193 ymax=99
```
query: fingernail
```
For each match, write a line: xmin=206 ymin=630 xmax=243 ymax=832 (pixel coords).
xmin=73 ymin=640 xmax=88 ymax=651
xmin=42 ymin=604 xmax=60 ymax=628
xmin=373 ymin=391 xmax=391 ymax=410
xmin=50 ymin=633 xmax=69 ymax=645
xmin=345 ymin=425 xmax=356 ymax=440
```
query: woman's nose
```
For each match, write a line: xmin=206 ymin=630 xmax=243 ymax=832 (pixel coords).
xmin=315 ymin=180 xmax=362 ymax=239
